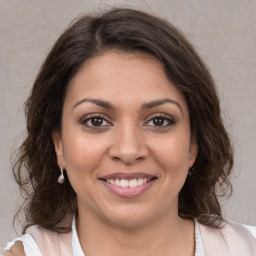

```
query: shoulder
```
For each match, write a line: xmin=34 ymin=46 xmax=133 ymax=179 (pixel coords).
xmin=26 ymin=225 xmax=59 ymax=244
xmin=4 ymin=225 xmax=72 ymax=256
xmin=4 ymin=233 xmax=42 ymax=256
xmin=198 ymin=219 xmax=256 ymax=256
xmin=243 ymin=224 xmax=256 ymax=238
xmin=27 ymin=225 xmax=73 ymax=255
xmin=220 ymin=219 xmax=256 ymax=246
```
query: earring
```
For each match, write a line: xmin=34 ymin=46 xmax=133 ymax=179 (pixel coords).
xmin=188 ymin=167 xmax=193 ymax=176
xmin=58 ymin=166 xmax=65 ymax=184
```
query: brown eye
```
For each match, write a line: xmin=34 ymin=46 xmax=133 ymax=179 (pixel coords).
xmin=152 ymin=117 xmax=165 ymax=126
xmin=81 ymin=116 xmax=111 ymax=128
xmin=145 ymin=115 xmax=175 ymax=127
xmin=91 ymin=117 xmax=103 ymax=126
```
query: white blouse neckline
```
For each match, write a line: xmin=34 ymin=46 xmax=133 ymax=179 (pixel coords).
xmin=71 ymin=217 xmax=205 ymax=256
xmin=5 ymin=216 xmax=206 ymax=256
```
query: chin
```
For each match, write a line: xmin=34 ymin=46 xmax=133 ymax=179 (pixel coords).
xmin=100 ymin=205 xmax=157 ymax=229
xmin=106 ymin=216 xmax=152 ymax=229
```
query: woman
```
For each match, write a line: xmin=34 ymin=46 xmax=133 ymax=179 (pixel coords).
xmin=4 ymin=7 xmax=256 ymax=256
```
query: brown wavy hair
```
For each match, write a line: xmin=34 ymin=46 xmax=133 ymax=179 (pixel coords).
xmin=13 ymin=7 xmax=233 ymax=233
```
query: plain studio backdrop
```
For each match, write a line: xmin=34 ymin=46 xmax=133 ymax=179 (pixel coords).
xmin=0 ymin=0 xmax=255 ymax=246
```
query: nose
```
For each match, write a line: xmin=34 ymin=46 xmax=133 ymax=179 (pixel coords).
xmin=108 ymin=124 xmax=148 ymax=165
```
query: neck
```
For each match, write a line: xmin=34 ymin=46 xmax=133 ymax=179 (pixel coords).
xmin=76 ymin=209 xmax=194 ymax=256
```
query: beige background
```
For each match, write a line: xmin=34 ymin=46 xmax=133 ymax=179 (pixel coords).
xmin=0 ymin=0 xmax=255 ymax=246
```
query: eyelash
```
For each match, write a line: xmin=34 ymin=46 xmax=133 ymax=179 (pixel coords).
xmin=79 ymin=113 xmax=175 ymax=129
xmin=144 ymin=114 xmax=175 ymax=127
xmin=80 ymin=114 xmax=112 ymax=128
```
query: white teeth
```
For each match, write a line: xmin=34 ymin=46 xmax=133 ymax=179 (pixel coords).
xmin=120 ymin=179 xmax=129 ymax=188
xmin=138 ymin=178 xmax=144 ymax=186
xmin=128 ymin=179 xmax=138 ymax=188
xmin=106 ymin=177 xmax=151 ymax=188
xmin=114 ymin=179 xmax=120 ymax=186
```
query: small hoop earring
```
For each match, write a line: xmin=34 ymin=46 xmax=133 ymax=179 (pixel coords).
xmin=58 ymin=166 xmax=65 ymax=184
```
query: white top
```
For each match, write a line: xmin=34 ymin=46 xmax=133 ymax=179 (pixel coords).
xmin=71 ymin=218 xmax=205 ymax=256
xmin=4 ymin=218 xmax=256 ymax=256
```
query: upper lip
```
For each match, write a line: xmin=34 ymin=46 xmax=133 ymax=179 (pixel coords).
xmin=99 ymin=172 xmax=157 ymax=180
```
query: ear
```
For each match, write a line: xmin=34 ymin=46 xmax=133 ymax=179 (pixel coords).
xmin=188 ymin=134 xmax=198 ymax=168
xmin=52 ymin=130 xmax=65 ymax=168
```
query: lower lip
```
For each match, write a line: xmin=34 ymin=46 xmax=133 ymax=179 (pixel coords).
xmin=100 ymin=179 xmax=156 ymax=197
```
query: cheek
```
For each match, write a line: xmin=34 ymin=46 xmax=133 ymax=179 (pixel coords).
xmin=61 ymin=136 xmax=104 ymax=199
xmin=63 ymin=137 xmax=104 ymax=171
xmin=153 ymin=132 xmax=191 ymax=176
xmin=155 ymin=135 xmax=190 ymax=165
xmin=61 ymin=130 xmax=112 ymax=183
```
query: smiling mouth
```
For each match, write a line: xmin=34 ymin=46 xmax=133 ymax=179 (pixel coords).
xmin=101 ymin=177 xmax=156 ymax=188
xmin=99 ymin=173 xmax=157 ymax=197
xmin=99 ymin=172 xmax=157 ymax=189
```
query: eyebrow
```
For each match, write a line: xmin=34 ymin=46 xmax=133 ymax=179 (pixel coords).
xmin=73 ymin=98 xmax=113 ymax=110
xmin=141 ymin=98 xmax=183 ymax=114
xmin=72 ymin=98 xmax=183 ymax=114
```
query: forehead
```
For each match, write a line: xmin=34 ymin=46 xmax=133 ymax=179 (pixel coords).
xmin=65 ymin=50 xmax=187 ymax=110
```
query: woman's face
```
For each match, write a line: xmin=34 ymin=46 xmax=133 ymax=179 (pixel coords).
xmin=53 ymin=51 xmax=198 ymax=227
